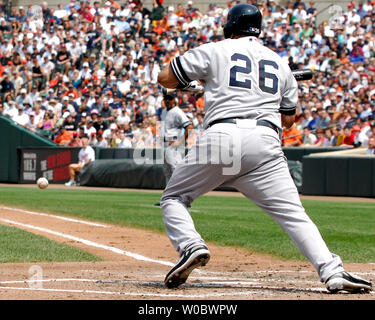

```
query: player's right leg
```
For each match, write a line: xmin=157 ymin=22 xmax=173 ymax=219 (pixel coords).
xmin=160 ymin=129 xmax=235 ymax=288
xmin=231 ymin=156 xmax=346 ymax=283
xmin=230 ymin=126 xmax=372 ymax=292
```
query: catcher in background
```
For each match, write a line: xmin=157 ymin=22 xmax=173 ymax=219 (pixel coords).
xmin=157 ymin=4 xmax=372 ymax=293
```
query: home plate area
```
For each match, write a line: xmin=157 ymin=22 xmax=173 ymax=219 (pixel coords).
xmin=0 ymin=205 xmax=373 ymax=300
xmin=0 ymin=262 xmax=374 ymax=300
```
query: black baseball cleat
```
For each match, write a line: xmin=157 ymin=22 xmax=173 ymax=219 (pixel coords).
xmin=325 ymin=271 xmax=372 ymax=293
xmin=165 ymin=244 xmax=210 ymax=289
xmin=154 ymin=203 xmax=160 ymax=207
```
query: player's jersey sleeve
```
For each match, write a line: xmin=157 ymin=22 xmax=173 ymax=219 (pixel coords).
xmin=170 ymin=44 xmax=212 ymax=86
xmin=279 ymin=64 xmax=298 ymax=115
xmin=174 ymin=108 xmax=192 ymax=129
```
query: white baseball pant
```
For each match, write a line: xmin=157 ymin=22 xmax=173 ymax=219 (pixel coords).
xmin=163 ymin=145 xmax=185 ymax=184
xmin=160 ymin=120 xmax=344 ymax=283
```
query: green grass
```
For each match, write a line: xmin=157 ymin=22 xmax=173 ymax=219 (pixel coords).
xmin=0 ymin=224 xmax=101 ymax=263
xmin=0 ymin=187 xmax=374 ymax=263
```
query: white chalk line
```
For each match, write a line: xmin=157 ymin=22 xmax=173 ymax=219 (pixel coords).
xmin=0 ymin=218 xmax=174 ymax=267
xmin=0 ymin=209 xmax=373 ymax=297
xmin=0 ymin=284 xmax=263 ymax=298
xmin=0 ymin=277 xmax=369 ymax=289
xmin=0 ymin=275 xmax=317 ymax=288
xmin=4 ymin=278 xmax=372 ymax=296
xmin=0 ymin=278 xmax=99 ymax=285
xmin=1 ymin=206 xmax=374 ymax=270
xmin=201 ymin=269 xmax=375 ymax=277
xmin=0 ymin=278 xmax=322 ymax=297
xmin=1 ymin=277 xmax=373 ymax=298
xmin=0 ymin=278 xmax=314 ymax=289
xmin=0 ymin=206 xmax=108 ymax=228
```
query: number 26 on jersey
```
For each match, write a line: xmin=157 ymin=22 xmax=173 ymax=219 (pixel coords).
xmin=229 ymin=53 xmax=279 ymax=95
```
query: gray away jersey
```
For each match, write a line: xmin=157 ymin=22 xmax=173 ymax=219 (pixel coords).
xmin=170 ymin=36 xmax=298 ymax=129
xmin=163 ymin=106 xmax=191 ymax=145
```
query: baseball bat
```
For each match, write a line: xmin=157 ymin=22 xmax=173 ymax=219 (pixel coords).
xmin=291 ymin=69 xmax=313 ymax=81
xmin=164 ymin=69 xmax=313 ymax=94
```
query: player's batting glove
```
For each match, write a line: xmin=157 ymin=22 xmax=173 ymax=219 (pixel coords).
xmin=182 ymin=80 xmax=204 ymax=93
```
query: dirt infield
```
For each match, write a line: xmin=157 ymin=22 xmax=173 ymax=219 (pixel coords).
xmin=0 ymin=185 xmax=374 ymax=300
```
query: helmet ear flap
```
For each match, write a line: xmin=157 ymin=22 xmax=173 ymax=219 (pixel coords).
xmin=223 ymin=21 xmax=235 ymax=39
xmin=223 ymin=23 xmax=232 ymax=39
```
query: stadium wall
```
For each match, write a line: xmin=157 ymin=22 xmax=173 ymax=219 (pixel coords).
xmin=302 ymin=153 xmax=375 ymax=197
xmin=14 ymin=145 xmax=375 ymax=198
xmin=0 ymin=116 xmax=55 ymax=183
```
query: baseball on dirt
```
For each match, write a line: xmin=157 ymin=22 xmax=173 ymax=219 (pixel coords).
xmin=37 ymin=177 xmax=49 ymax=189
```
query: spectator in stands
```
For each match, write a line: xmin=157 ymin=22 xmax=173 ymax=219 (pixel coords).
xmin=342 ymin=125 xmax=356 ymax=147
xmin=0 ymin=0 xmax=374 ymax=152
xmin=13 ymin=105 xmax=29 ymax=127
xmin=118 ymin=131 xmax=133 ymax=148
xmin=322 ymin=128 xmax=332 ymax=146
xmin=0 ymin=73 xmax=15 ymax=98
xmin=95 ymin=130 xmax=108 ymax=148
xmin=37 ymin=111 xmax=57 ymax=139
xmin=301 ymin=126 xmax=317 ymax=146
xmin=68 ymin=131 xmax=82 ymax=147
xmin=282 ymin=124 xmax=302 ymax=147
xmin=337 ymin=125 xmax=346 ymax=146
xmin=82 ymin=118 xmax=96 ymax=136
xmin=100 ymin=99 xmax=115 ymax=124
xmin=3 ymin=101 xmax=18 ymax=120
xmin=352 ymin=124 xmax=364 ymax=148
xmin=56 ymin=43 xmax=71 ymax=75
xmin=25 ymin=112 xmax=38 ymax=131
xmin=65 ymin=135 xmax=95 ymax=186
xmin=317 ymin=108 xmax=331 ymax=128
xmin=366 ymin=136 xmax=375 ymax=154
xmin=349 ymin=45 xmax=365 ymax=64
xmin=54 ymin=126 xmax=73 ymax=145
xmin=306 ymin=107 xmax=319 ymax=129
xmin=313 ymin=127 xmax=328 ymax=147
xmin=61 ymin=113 xmax=77 ymax=131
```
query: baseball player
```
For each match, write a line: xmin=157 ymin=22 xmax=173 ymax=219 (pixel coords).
xmin=157 ymin=4 xmax=372 ymax=293
xmin=154 ymin=91 xmax=195 ymax=207
xmin=162 ymin=91 xmax=195 ymax=184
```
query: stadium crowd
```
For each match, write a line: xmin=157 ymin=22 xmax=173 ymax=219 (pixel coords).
xmin=0 ymin=0 xmax=375 ymax=152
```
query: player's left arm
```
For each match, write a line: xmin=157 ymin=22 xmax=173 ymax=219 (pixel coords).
xmin=184 ymin=123 xmax=194 ymax=141
xmin=170 ymin=122 xmax=194 ymax=147
xmin=158 ymin=64 xmax=179 ymax=89
xmin=158 ymin=44 xmax=211 ymax=89
xmin=281 ymin=114 xmax=295 ymax=129
xmin=279 ymin=63 xmax=298 ymax=129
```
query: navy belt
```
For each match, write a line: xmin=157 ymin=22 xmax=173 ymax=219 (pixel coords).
xmin=208 ymin=118 xmax=279 ymax=134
